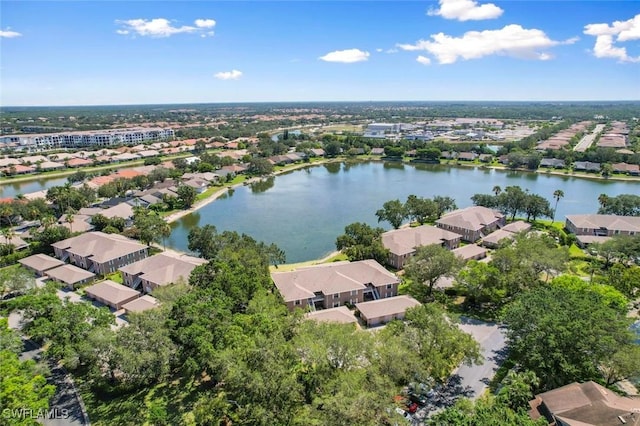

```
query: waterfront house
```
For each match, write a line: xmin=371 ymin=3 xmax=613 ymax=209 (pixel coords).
xmin=271 ymin=260 xmax=400 ymax=311
xmin=355 ymin=295 xmax=421 ymax=327
xmin=566 ymin=214 xmax=640 ymax=247
xmin=436 ymin=206 xmax=505 ymax=242
xmin=52 ymin=231 xmax=148 ymax=275
xmin=381 ymin=225 xmax=461 ymax=269
xmin=481 ymin=220 xmax=531 ymax=248
xmin=573 ymin=161 xmax=601 ymax=173
xmin=539 ymin=158 xmax=566 ymax=169
xmin=119 ymin=252 xmax=207 ymax=293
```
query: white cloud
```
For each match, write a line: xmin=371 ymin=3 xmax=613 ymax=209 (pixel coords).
xmin=427 ymin=0 xmax=503 ymax=21
xmin=376 ymin=48 xmax=383 ymax=53
xmin=319 ymin=48 xmax=370 ymax=63
xmin=115 ymin=18 xmax=216 ymax=38
xmin=0 ymin=29 xmax=22 ymax=38
xmin=194 ymin=19 xmax=216 ymax=29
xmin=215 ymin=70 xmax=243 ymax=80
xmin=584 ymin=14 xmax=640 ymax=62
xmin=398 ymin=24 xmax=565 ymax=64
xmin=416 ymin=55 xmax=431 ymax=65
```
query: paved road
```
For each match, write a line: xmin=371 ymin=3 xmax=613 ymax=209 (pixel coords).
xmin=411 ymin=318 xmax=507 ymax=424
xmin=574 ymin=123 xmax=605 ymax=152
xmin=455 ymin=317 xmax=507 ymax=399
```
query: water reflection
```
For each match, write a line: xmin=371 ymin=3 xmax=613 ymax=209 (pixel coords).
xmin=250 ymin=176 xmax=275 ymax=193
xmin=324 ymin=163 xmax=341 ymax=174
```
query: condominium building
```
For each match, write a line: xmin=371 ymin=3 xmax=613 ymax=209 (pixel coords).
xmin=0 ymin=127 xmax=175 ymax=152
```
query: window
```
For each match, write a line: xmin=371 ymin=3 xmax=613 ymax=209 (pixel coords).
xmin=333 ymin=293 xmax=339 ymax=299
xmin=386 ymin=284 xmax=393 ymax=289
xmin=333 ymin=302 xmax=340 ymax=308
xmin=295 ymin=300 xmax=301 ymax=306
xmin=386 ymin=292 xmax=392 ymax=298
xmin=351 ymin=290 xmax=357 ymax=296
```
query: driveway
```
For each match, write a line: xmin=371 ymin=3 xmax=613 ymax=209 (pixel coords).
xmin=411 ymin=317 xmax=508 ymax=424
xmin=455 ymin=317 xmax=507 ymax=400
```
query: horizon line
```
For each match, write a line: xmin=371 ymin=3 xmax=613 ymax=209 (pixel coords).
xmin=2 ymin=99 xmax=640 ymax=108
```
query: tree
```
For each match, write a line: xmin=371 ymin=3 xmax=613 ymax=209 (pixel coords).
xmin=176 ymin=184 xmax=197 ymax=209
xmin=405 ymin=245 xmax=461 ymax=300
xmin=133 ymin=210 xmax=167 ymax=246
xmin=454 ymin=261 xmax=504 ymax=310
xmin=551 ymin=189 xmax=564 ymax=222
xmin=248 ymin=158 xmax=274 ymax=176
xmin=383 ymin=146 xmax=405 ymax=158
xmin=187 ymin=224 xmax=220 ymax=259
xmin=31 ymin=225 xmax=71 ymax=252
xmin=523 ymin=194 xmax=552 ymax=222
xmin=0 ymin=350 xmax=56 ymax=424
xmin=600 ymin=345 xmax=640 ymax=386
xmin=432 ymin=195 xmax=457 ymax=218
xmin=504 ymin=285 xmax=636 ymax=391
xmin=405 ymin=195 xmax=437 ymax=224
xmin=492 ymin=185 xmax=502 ymax=196
xmin=496 ymin=370 xmax=540 ymax=412
xmin=498 ymin=186 xmax=528 ymax=220
xmin=0 ymin=266 xmax=36 ymax=298
xmin=324 ymin=141 xmax=342 ymax=157
xmin=375 ymin=199 xmax=406 ymax=229
xmin=335 ymin=222 xmax=389 ymax=264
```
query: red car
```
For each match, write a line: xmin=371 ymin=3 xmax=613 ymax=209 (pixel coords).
xmin=406 ymin=402 xmax=418 ymax=414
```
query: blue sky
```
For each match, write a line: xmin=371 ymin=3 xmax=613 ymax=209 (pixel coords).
xmin=1 ymin=1 xmax=639 ymax=106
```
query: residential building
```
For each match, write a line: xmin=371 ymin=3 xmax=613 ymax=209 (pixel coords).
xmin=355 ymin=295 xmax=421 ymax=327
xmin=45 ymin=264 xmax=96 ymax=288
xmin=382 ymin=225 xmax=461 ymax=269
xmin=119 ymin=252 xmax=207 ymax=293
xmin=84 ymin=280 xmax=141 ymax=310
xmin=52 ymin=231 xmax=148 ymax=275
xmin=528 ymin=381 xmax=640 ymax=426
xmin=19 ymin=254 xmax=65 ymax=276
xmin=0 ymin=128 xmax=175 ymax=152
xmin=452 ymin=244 xmax=488 ymax=261
xmin=436 ymin=206 xmax=505 ymax=242
xmin=481 ymin=220 xmax=531 ymax=248
xmin=566 ymin=214 xmax=640 ymax=237
xmin=305 ymin=306 xmax=358 ymax=325
xmin=122 ymin=294 xmax=161 ymax=314
xmin=271 ymin=260 xmax=400 ymax=311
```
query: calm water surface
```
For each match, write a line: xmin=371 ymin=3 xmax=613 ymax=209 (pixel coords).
xmin=0 ymin=176 xmax=69 ymax=198
xmin=167 ymin=162 xmax=640 ymax=263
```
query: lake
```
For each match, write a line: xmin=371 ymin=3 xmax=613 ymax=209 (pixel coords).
xmin=166 ymin=161 xmax=640 ymax=263
xmin=0 ymin=176 xmax=70 ymax=198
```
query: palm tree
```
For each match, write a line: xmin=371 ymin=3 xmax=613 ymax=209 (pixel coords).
xmin=492 ymin=186 xmax=502 ymax=196
xmin=598 ymin=194 xmax=609 ymax=212
xmin=65 ymin=209 xmax=76 ymax=233
xmin=1 ymin=228 xmax=15 ymax=254
xmin=552 ymin=189 xmax=564 ymax=223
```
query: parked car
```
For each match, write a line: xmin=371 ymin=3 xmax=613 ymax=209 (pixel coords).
xmin=406 ymin=402 xmax=418 ymax=414
xmin=408 ymin=392 xmax=427 ymax=406
xmin=394 ymin=407 xmax=412 ymax=421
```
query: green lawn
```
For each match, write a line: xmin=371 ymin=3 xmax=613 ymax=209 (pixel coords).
xmin=105 ymin=272 xmax=123 ymax=284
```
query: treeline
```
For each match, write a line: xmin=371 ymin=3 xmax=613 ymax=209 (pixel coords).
xmin=471 ymin=186 xmax=556 ymax=221
xmin=1 ymin=226 xmax=486 ymax=425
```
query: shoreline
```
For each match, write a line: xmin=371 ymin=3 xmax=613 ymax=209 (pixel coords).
xmin=163 ymin=158 xmax=334 ymax=224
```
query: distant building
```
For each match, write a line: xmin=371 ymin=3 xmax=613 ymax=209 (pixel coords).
xmin=0 ymin=128 xmax=175 ymax=152
xmin=566 ymin=214 xmax=640 ymax=247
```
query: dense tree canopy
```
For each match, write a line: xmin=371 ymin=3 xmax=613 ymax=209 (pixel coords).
xmin=503 ymin=285 xmax=637 ymax=391
xmin=335 ymin=222 xmax=389 ymax=264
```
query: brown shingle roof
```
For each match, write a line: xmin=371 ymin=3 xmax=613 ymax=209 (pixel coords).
xmin=45 ymin=264 xmax=95 ymax=286
xmin=271 ymin=260 xmax=399 ymax=303
xmin=19 ymin=254 xmax=65 ymax=272
xmin=119 ymin=252 xmax=206 ymax=287
xmin=122 ymin=294 xmax=160 ymax=313
xmin=306 ymin=306 xmax=358 ymax=324
xmin=52 ymin=231 xmax=147 ymax=264
xmin=382 ymin=225 xmax=460 ymax=256
xmin=436 ymin=206 xmax=504 ymax=232
xmin=84 ymin=280 xmax=140 ymax=306
xmin=355 ymin=295 xmax=421 ymax=320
